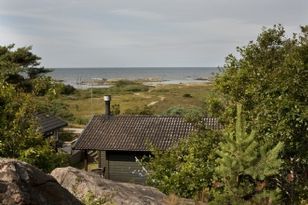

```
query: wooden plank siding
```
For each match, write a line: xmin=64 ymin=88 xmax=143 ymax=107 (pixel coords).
xmin=99 ymin=151 xmax=109 ymax=178
xmin=103 ymin=151 xmax=149 ymax=184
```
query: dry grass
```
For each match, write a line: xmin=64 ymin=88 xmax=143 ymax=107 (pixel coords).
xmin=164 ymin=194 xmax=181 ymax=205
xmin=164 ymin=193 xmax=208 ymax=205
xmin=61 ymin=82 xmax=213 ymax=126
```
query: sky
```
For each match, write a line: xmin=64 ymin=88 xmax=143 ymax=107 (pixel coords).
xmin=0 ymin=0 xmax=307 ymax=68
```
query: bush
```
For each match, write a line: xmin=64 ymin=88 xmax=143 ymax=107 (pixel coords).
xmin=37 ymin=99 xmax=75 ymax=121
xmin=114 ymin=79 xmax=137 ymax=87
xmin=61 ymin=84 xmax=76 ymax=95
xmin=123 ymin=84 xmax=149 ymax=92
xmin=124 ymin=105 xmax=154 ymax=115
xmin=145 ymin=130 xmax=222 ymax=198
xmin=59 ymin=132 xmax=76 ymax=142
xmin=113 ymin=80 xmax=149 ymax=92
xmin=111 ymin=104 xmax=120 ymax=115
xmin=163 ymin=106 xmax=187 ymax=116
xmin=20 ymin=142 xmax=70 ymax=173
xmin=163 ymin=106 xmax=203 ymax=119
xmin=75 ymin=117 xmax=89 ymax=125
xmin=182 ymin=93 xmax=192 ymax=98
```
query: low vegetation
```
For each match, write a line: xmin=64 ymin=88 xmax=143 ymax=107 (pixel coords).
xmin=60 ymin=83 xmax=212 ymax=126
xmin=82 ymin=191 xmax=114 ymax=205
xmin=0 ymin=25 xmax=307 ymax=204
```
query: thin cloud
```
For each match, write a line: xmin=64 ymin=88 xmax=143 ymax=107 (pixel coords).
xmin=0 ymin=0 xmax=307 ymax=67
xmin=110 ymin=9 xmax=165 ymax=20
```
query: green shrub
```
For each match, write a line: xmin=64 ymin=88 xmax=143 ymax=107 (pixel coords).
xmin=38 ymin=99 xmax=75 ymax=121
xmin=182 ymin=93 xmax=192 ymax=98
xmin=111 ymin=104 xmax=120 ymax=115
xmin=20 ymin=143 xmax=70 ymax=173
xmin=75 ymin=117 xmax=89 ymax=125
xmin=163 ymin=106 xmax=203 ymax=119
xmin=59 ymin=132 xmax=76 ymax=142
xmin=114 ymin=79 xmax=137 ymax=87
xmin=123 ymin=84 xmax=149 ymax=92
xmin=145 ymin=130 xmax=222 ymax=198
xmin=61 ymin=84 xmax=76 ymax=95
xmin=92 ymin=88 xmax=106 ymax=95
xmin=124 ymin=105 xmax=154 ymax=115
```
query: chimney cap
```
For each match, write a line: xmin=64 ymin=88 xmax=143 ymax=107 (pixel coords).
xmin=104 ymin=95 xmax=111 ymax=102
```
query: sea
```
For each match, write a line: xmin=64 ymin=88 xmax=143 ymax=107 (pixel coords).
xmin=47 ymin=67 xmax=220 ymax=88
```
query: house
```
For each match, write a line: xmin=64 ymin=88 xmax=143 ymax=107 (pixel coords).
xmin=74 ymin=96 xmax=222 ymax=184
xmin=36 ymin=113 xmax=68 ymax=140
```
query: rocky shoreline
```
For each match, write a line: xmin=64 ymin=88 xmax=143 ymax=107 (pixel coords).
xmin=66 ymin=77 xmax=211 ymax=89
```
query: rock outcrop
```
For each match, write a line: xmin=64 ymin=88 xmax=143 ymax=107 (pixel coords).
xmin=51 ymin=166 xmax=167 ymax=205
xmin=0 ymin=158 xmax=82 ymax=205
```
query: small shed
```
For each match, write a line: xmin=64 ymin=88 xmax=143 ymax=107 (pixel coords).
xmin=36 ymin=113 xmax=68 ymax=139
xmin=74 ymin=113 xmax=222 ymax=184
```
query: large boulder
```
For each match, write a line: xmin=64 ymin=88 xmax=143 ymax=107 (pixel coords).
xmin=51 ymin=166 xmax=167 ymax=205
xmin=0 ymin=158 xmax=82 ymax=205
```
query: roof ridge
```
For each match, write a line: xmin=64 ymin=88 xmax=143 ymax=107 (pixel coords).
xmin=93 ymin=114 xmax=191 ymax=118
xmin=75 ymin=115 xmax=222 ymax=151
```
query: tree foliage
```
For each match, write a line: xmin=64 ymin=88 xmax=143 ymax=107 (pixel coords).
xmin=0 ymin=80 xmax=68 ymax=172
xmin=145 ymin=25 xmax=307 ymax=204
xmin=145 ymin=129 xmax=222 ymax=198
xmin=210 ymin=104 xmax=284 ymax=205
xmin=0 ymin=44 xmax=52 ymax=93
xmin=0 ymin=44 xmax=69 ymax=172
xmin=214 ymin=25 xmax=308 ymax=203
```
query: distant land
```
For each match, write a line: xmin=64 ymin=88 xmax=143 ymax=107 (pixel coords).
xmin=48 ymin=67 xmax=220 ymax=88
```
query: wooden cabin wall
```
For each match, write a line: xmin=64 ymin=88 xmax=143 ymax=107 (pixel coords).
xmin=100 ymin=151 xmax=149 ymax=184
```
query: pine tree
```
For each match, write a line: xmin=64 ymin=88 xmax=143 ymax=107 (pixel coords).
xmin=211 ymin=104 xmax=284 ymax=204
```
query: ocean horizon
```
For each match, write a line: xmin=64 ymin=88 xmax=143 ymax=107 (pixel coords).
xmin=48 ymin=67 xmax=220 ymax=88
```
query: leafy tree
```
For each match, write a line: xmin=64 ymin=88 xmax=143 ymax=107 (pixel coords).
xmin=0 ymin=80 xmax=68 ymax=172
xmin=37 ymin=98 xmax=75 ymax=121
xmin=31 ymin=76 xmax=75 ymax=121
xmin=144 ymin=25 xmax=307 ymax=204
xmin=213 ymin=25 xmax=308 ymax=204
xmin=0 ymin=44 xmax=52 ymax=92
xmin=0 ymin=44 xmax=23 ymax=79
xmin=210 ymin=104 xmax=284 ymax=205
xmin=0 ymin=45 xmax=70 ymax=172
xmin=145 ymin=129 xmax=222 ymax=198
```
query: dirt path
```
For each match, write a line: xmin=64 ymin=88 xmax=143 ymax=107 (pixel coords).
xmin=147 ymin=96 xmax=165 ymax=106
xmin=133 ymin=93 xmax=165 ymax=106
xmin=133 ymin=92 xmax=151 ymax=99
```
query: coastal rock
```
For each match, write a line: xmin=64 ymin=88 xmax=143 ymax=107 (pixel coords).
xmin=51 ymin=166 xmax=167 ymax=205
xmin=0 ymin=158 xmax=82 ymax=205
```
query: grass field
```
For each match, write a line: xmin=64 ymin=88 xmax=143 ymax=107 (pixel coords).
xmin=61 ymin=81 xmax=213 ymax=127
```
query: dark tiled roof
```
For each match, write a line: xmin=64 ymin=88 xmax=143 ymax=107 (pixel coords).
xmin=36 ymin=113 xmax=68 ymax=135
xmin=74 ymin=115 xmax=221 ymax=151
